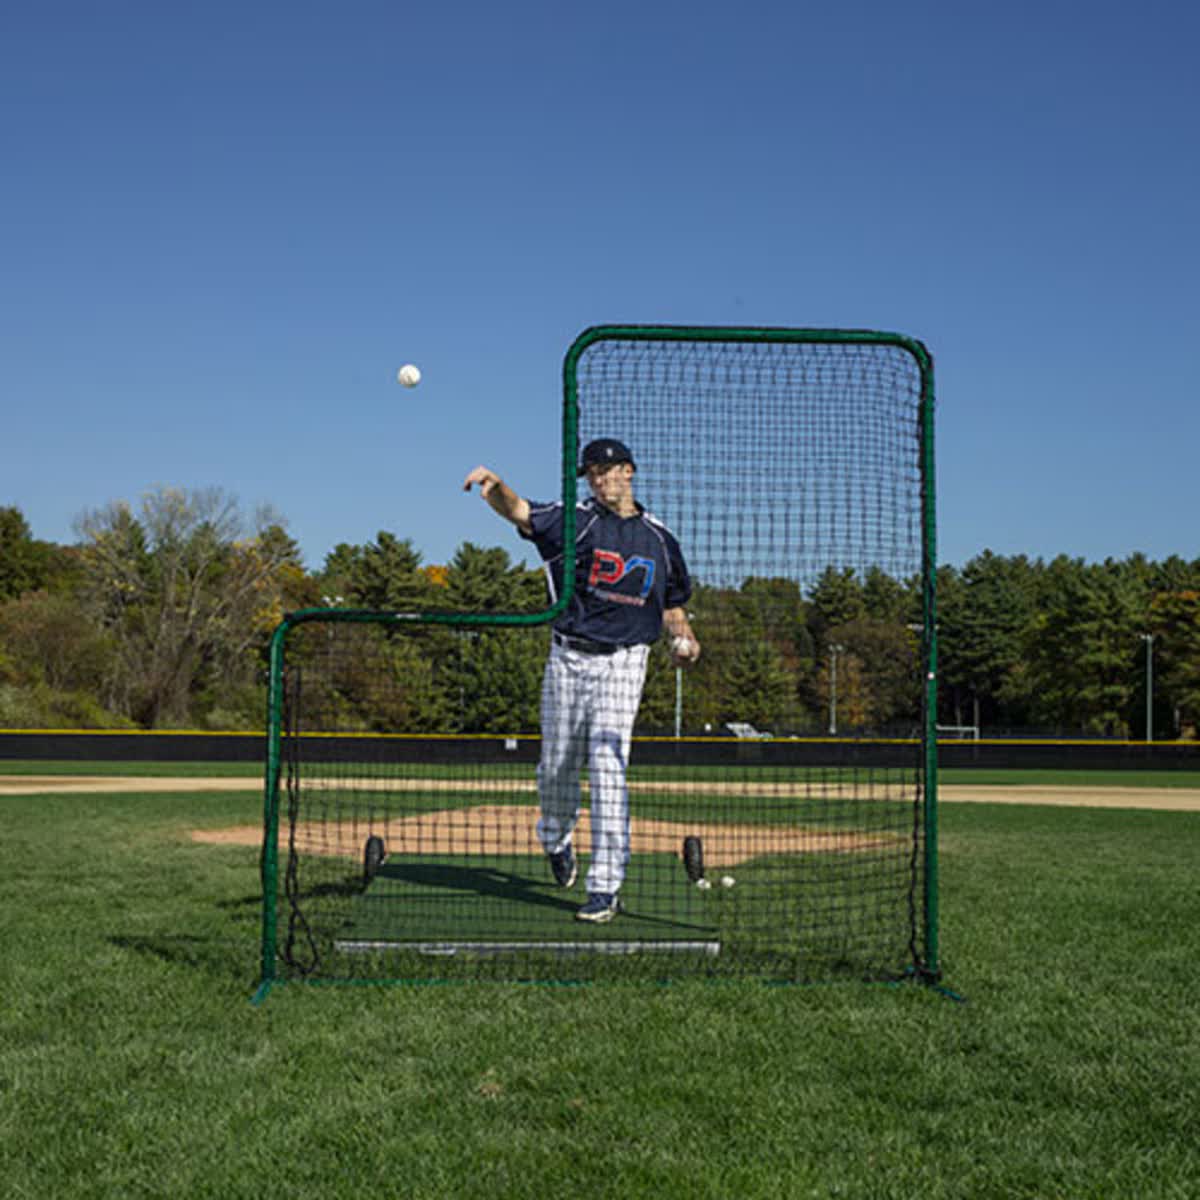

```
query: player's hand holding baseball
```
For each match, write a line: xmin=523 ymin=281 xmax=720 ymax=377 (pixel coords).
xmin=670 ymin=637 xmax=700 ymax=667
xmin=666 ymin=617 xmax=700 ymax=667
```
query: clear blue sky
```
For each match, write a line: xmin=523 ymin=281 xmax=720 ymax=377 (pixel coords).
xmin=3 ymin=0 xmax=1197 ymax=574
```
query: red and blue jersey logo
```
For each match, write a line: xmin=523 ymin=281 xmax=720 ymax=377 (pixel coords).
xmin=588 ymin=550 xmax=656 ymax=598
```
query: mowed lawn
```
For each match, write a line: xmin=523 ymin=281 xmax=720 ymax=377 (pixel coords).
xmin=0 ymin=767 xmax=1197 ymax=1199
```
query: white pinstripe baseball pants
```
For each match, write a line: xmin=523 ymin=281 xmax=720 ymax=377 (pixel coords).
xmin=535 ymin=640 xmax=650 ymax=895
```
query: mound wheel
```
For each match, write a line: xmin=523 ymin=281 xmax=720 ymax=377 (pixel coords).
xmin=363 ymin=835 xmax=387 ymax=886
xmin=682 ymin=835 xmax=705 ymax=882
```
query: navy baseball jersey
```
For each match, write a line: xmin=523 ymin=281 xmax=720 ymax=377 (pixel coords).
xmin=520 ymin=497 xmax=692 ymax=646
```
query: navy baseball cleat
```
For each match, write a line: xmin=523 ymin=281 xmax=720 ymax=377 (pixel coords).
xmin=547 ymin=847 xmax=577 ymax=889
xmin=575 ymin=892 xmax=621 ymax=923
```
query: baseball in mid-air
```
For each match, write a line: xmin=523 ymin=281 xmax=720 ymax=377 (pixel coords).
xmin=397 ymin=364 xmax=421 ymax=388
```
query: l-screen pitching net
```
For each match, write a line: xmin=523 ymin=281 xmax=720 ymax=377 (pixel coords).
xmin=260 ymin=327 xmax=937 ymax=987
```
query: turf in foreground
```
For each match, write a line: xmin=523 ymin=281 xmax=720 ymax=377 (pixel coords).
xmin=1 ymin=786 xmax=1197 ymax=1198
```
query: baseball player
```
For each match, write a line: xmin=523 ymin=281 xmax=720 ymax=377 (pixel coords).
xmin=463 ymin=438 xmax=700 ymax=923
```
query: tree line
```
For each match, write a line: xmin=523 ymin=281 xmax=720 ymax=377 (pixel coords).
xmin=1 ymin=490 xmax=1197 ymax=739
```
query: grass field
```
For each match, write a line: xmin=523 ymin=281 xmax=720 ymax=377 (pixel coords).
xmin=2 ymin=766 xmax=1198 ymax=1198
xmin=3 ymin=756 xmax=1200 ymax=789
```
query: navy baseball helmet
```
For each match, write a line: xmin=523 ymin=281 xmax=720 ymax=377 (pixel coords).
xmin=578 ymin=437 xmax=636 ymax=477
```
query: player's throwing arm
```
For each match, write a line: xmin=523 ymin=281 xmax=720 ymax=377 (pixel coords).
xmin=463 ymin=466 xmax=532 ymax=534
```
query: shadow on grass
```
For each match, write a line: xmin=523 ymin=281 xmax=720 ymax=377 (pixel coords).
xmin=107 ymin=932 xmax=250 ymax=982
xmin=376 ymin=860 xmax=578 ymax=914
xmin=372 ymin=860 xmax=715 ymax=936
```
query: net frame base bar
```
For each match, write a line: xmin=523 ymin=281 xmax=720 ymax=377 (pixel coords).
xmin=334 ymin=938 xmax=723 ymax=957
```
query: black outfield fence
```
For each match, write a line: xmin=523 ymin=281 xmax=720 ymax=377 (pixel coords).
xmin=0 ymin=730 xmax=266 ymax=763
xmin=937 ymin=738 xmax=1200 ymax=771
xmin=1 ymin=730 xmax=1198 ymax=771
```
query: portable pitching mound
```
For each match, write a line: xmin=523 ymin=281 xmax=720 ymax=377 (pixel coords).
xmin=257 ymin=737 xmax=918 ymax=984
xmin=254 ymin=326 xmax=938 ymax=994
xmin=226 ymin=794 xmax=899 ymax=972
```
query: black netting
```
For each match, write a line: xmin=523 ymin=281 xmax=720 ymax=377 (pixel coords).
xmin=267 ymin=330 xmax=935 ymax=984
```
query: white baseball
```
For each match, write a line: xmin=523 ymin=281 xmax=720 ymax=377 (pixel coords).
xmin=671 ymin=635 xmax=695 ymax=659
xmin=695 ymin=878 xmax=712 ymax=891
xmin=397 ymin=364 xmax=421 ymax=388
xmin=720 ymin=875 xmax=736 ymax=889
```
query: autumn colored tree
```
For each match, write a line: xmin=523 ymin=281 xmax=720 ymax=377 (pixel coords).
xmin=76 ymin=487 xmax=301 ymax=727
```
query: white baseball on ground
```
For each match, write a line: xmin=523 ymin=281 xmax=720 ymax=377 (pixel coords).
xmin=397 ymin=364 xmax=421 ymax=387
xmin=695 ymin=878 xmax=712 ymax=890
xmin=720 ymin=875 xmax=736 ymax=888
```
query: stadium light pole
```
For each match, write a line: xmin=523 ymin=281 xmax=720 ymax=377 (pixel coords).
xmin=828 ymin=643 xmax=845 ymax=735
xmin=1139 ymin=633 xmax=1154 ymax=742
